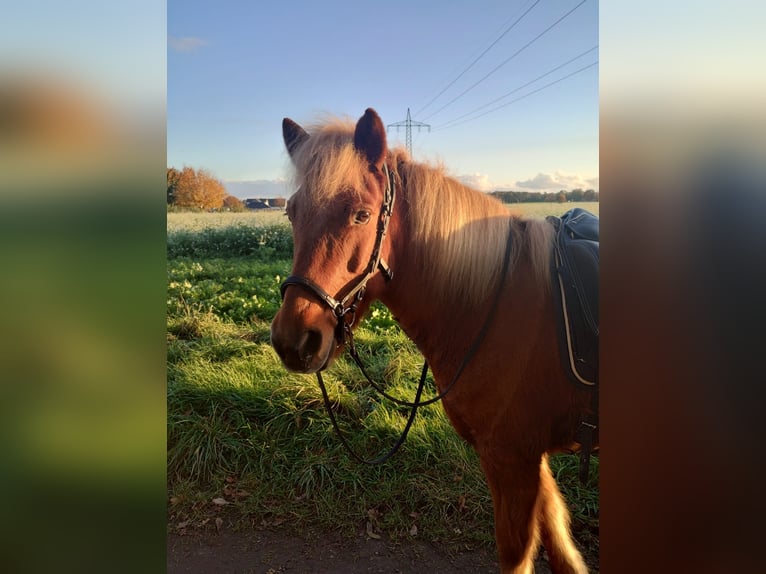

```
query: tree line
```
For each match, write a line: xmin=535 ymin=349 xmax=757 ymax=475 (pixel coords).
xmin=490 ymin=189 xmax=598 ymax=204
xmin=168 ymin=165 xmax=598 ymax=211
xmin=167 ymin=166 xmax=245 ymax=211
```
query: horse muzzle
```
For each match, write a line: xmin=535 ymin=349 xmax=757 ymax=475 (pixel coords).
xmin=270 ymin=300 xmax=338 ymax=374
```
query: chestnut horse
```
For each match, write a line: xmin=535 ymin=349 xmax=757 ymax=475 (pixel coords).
xmin=270 ymin=108 xmax=594 ymax=574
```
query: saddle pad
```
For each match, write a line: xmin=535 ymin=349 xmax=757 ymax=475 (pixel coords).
xmin=547 ymin=208 xmax=599 ymax=388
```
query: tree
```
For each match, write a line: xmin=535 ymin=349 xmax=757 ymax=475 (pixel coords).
xmin=167 ymin=167 xmax=180 ymax=204
xmin=556 ymin=190 xmax=568 ymax=203
xmin=223 ymin=195 xmax=245 ymax=212
xmin=172 ymin=166 xmax=226 ymax=210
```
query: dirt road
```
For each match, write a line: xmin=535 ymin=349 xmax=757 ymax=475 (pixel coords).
xmin=167 ymin=528 xmax=558 ymax=573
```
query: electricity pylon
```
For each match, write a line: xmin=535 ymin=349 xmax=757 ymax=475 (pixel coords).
xmin=386 ymin=108 xmax=430 ymax=157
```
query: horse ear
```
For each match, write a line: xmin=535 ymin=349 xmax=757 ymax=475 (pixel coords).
xmin=283 ymin=118 xmax=309 ymax=160
xmin=353 ymin=108 xmax=387 ymax=170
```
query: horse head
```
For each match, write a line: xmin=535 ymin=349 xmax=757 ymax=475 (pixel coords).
xmin=270 ymin=108 xmax=396 ymax=373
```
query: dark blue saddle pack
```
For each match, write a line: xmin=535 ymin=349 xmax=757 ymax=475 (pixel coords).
xmin=546 ymin=208 xmax=599 ymax=482
xmin=547 ymin=208 xmax=599 ymax=387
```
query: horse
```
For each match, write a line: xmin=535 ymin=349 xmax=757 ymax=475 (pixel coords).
xmin=270 ymin=108 xmax=595 ymax=574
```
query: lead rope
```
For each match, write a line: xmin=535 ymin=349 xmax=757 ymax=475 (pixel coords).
xmin=316 ymin=218 xmax=515 ymax=464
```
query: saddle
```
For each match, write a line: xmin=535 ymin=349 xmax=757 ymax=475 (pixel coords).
xmin=547 ymin=208 xmax=599 ymax=387
xmin=546 ymin=208 xmax=599 ymax=482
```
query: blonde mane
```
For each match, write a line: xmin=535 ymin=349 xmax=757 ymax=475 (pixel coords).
xmin=286 ymin=117 xmax=366 ymax=206
xmin=392 ymin=149 xmax=554 ymax=306
xmin=286 ymin=117 xmax=554 ymax=307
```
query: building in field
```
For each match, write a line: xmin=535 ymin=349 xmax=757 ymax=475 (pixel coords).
xmin=244 ymin=197 xmax=286 ymax=210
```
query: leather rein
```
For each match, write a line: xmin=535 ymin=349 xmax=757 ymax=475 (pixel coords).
xmin=279 ymin=162 xmax=514 ymax=464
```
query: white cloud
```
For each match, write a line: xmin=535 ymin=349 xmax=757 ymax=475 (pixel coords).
xmin=457 ymin=173 xmax=494 ymax=192
xmin=516 ymin=171 xmax=598 ymax=193
xmin=168 ymin=36 xmax=207 ymax=53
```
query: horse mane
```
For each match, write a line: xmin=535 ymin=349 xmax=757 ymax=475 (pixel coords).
xmin=286 ymin=116 xmax=554 ymax=308
xmin=285 ymin=116 xmax=368 ymax=206
xmin=392 ymin=149 xmax=554 ymax=307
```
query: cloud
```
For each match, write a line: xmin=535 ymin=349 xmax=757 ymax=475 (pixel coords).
xmin=168 ymin=36 xmax=207 ymax=53
xmin=516 ymin=171 xmax=599 ymax=192
xmin=457 ymin=173 xmax=494 ymax=192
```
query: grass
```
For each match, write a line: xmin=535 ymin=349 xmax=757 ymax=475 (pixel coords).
xmin=167 ymin=204 xmax=599 ymax=559
xmin=167 ymin=209 xmax=288 ymax=233
xmin=166 ymin=201 xmax=599 ymax=234
xmin=510 ymin=201 xmax=599 ymax=218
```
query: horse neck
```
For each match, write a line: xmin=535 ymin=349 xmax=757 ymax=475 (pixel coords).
xmin=377 ymin=180 xmax=535 ymax=379
xmin=380 ymin=268 xmax=486 ymax=374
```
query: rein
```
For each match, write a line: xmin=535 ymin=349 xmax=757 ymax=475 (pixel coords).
xmin=279 ymin=162 xmax=515 ymax=464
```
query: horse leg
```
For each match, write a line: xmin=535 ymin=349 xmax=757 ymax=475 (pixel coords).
xmin=537 ymin=455 xmax=589 ymax=574
xmin=480 ymin=452 xmax=543 ymax=574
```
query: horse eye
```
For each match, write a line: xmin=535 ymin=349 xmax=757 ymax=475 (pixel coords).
xmin=354 ymin=210 xmax=371 ymax=225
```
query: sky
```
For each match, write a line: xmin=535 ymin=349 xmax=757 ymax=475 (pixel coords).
xmin=167 ymin=0 xmax=599 ymax=198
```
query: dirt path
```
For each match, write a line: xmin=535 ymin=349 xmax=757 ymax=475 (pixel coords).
xmin=167 ymin=528 xmax=557 ymax=573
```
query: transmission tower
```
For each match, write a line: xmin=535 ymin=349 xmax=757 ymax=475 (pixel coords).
xmin=386 ymin=108 xmax=430 ymax=157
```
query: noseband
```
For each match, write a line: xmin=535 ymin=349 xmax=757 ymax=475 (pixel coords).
xmin=279 ymin=163 xmax=396 ymax=345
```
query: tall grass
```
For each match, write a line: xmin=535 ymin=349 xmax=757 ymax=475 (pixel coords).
xmin=166 ymin=209 xmax=598 ymax=559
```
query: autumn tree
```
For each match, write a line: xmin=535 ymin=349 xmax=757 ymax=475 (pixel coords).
xmin=222 ymin=195 xmax=245 ymax=212
xmin=171 ymin=166 xmax=227 ymax=210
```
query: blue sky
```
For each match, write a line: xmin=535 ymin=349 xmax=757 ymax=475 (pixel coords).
xmin=168 ymin=0 xmax=598 ymax=197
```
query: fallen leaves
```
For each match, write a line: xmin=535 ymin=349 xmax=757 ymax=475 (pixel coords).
xmin=366 ymin=508 xmax=381 ymax=539
xmin=408 ymin=510 xmax=421 ymax=537
xmin=223 ymin=485 xmax=250 ymax=499
xmin=366 ymin=521 xmax=381 ymax=539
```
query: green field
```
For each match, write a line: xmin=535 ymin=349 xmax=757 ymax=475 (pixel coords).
xmin=167 ymin=209 xmax=288 ymax=233
xmin=166 ymin=203 xmax=599 ymax=558
xmin=167 ymin=202 xmax=599 ymax=233
xmin=507 ymin=201 xmax=599 ymax=218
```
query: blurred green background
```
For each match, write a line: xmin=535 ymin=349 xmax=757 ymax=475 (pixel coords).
xmin=0 ymin=2 xmax=165 ymax=572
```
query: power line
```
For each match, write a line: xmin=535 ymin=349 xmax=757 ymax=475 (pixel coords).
xmin=386 ymin=108 xmax=430 ymax=157
xmin=414 ymin=0 xmax=540 ymax=118
xmin=436 ymin=60 xmax=598 ymax=131
xmin=422 ymin=0 xmax=588 ymax=122
xmin=436 ymin=45 xmax=598 ymax=129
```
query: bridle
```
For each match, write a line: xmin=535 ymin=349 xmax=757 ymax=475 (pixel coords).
xmin=279 ymin=162 xmax=395 ymax=347
xmin=278 ymin=161 xmax=514 ymax=464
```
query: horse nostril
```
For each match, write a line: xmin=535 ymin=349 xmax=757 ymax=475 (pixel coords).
xmin=300 ymin=329 xmax=323 ymax=362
